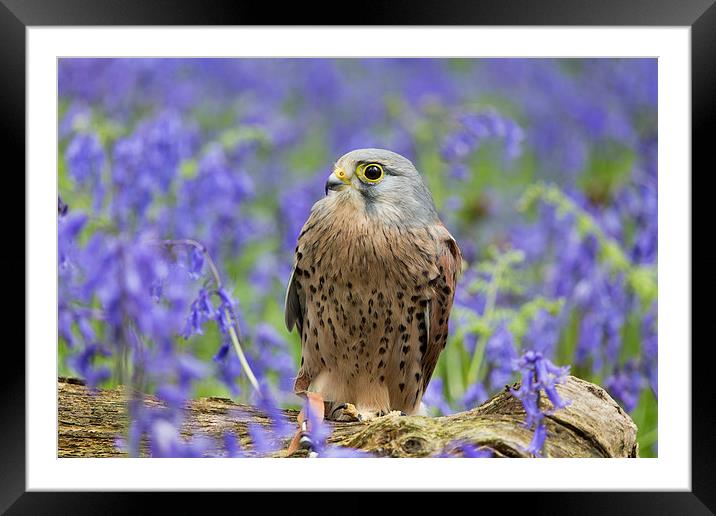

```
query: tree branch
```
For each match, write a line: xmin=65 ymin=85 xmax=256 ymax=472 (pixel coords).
xmin=57 ymin=375 xmax=639 ymax=458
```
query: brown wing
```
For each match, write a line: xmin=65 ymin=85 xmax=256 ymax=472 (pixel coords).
xmin=284 ymin=267 xmax=304 ymax=335
xmin=420 ymin=228 xmax=462 ymax=392
xmin=287 ymin=235 xmax=324 ymax=394
xmin=284 ymin=266 xmax=308 ymax=393
xmin=285 ymin=215 xmax=323 ymax=336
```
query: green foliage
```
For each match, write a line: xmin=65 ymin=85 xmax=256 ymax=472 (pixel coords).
xmin=520 ymin=182 xmax=657 ymax=307
xmin=443 ymin=246 xmax=565 ymax=398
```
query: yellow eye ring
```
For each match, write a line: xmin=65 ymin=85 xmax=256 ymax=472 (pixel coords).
xmin=358 ymin=163 xmax=384 ymax=183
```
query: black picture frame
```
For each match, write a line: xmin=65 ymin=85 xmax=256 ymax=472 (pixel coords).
xmin=4 ymin=0 xmax=709 ymax=512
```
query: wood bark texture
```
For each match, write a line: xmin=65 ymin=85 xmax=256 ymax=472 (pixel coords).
xmin=57 ymin=375 xmax=639 ymax=458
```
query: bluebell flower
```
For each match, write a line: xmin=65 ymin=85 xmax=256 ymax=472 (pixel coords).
xmin=422 ymin=377 xmax=453 ymax=416
xmin=68 ymin=343 xmax=111 ymax=388
xmin=524 ymin=309 xmax=562 ymax=358
xmin=66 ymin=133 xmax=105 ymax=185
xmin=605 ymin=360 xmax=644 ymax=412
xmin=485 ymin=324 xmax=518 ymax=390
xmin=511 ymin=350 xmax=570 ymax=452
xmin=183 ymin=288 xmax=215 ymax=338
xmin=214 ymin=288 xmax=238 ymax=337
xmin=436 ymin=441 xmax=494 ymax=458
xmin=223 ymin=432 xmax=244 ymax=457
xmin=441 ymin=109 xmax=524 ymax=166
xmin=320 ymin=447 xmax=374 ymax=458
xmin=216 ymin=354 xmax=243 ymax=397
xmin=525 ymin=422 xmax=548 ymax=457
xmin=247 ymin=423 xmax=277 ymax=455
xmin=187 ymin=247 xmax=204 ymax=279
xmin=460 ymin=382 xmax=488 ymax=410
xmin=213 ymin=341 xmax=230 ymax=362
xmin=58 ymin=212 xmax=87 ymax=271
xmin=456 ymin=443 xmax=494 ymax=458
xmin=251 ymin=383 xmax=295 ymax=441
xmin=59 ymin=101 xmax=92 ymax=139
xmin=155 ymin=384 xmax=188 ymax=408
xmin=148 ymin=418 xmax=212 ymax=458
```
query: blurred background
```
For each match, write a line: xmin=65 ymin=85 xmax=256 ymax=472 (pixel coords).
xmin=58 ymin=58 xmax=657 ymax=456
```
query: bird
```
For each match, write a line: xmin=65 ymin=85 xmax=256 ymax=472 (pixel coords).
xmin=284 ymin=149 xmax=462 ymax=421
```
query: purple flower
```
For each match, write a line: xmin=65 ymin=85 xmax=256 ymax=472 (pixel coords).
xmin=59 ymin=101 xmax=92 ymax=139
xmin=605 ymin=360 xmax=644 ymax=412
xmin=448 ymin=164 xmax=470 ymax=181
xmin=148 ymin=418 xmax=212 ymax=458
xmin=66 ymin=133 xmax=105 ymax=184
xmin=253 ymin=384 xmax=295 ymax=441
xmin=223 ymin=432 xmax=244 ymax=457
xmin=525 ymin=422 xmax=547 ymax=457
xmin=422 ymin=378 xmax=452 ymax=416
xmin=247 ymin=423 xmax=277 ymax=455
xmin=441 ymin=109 xmax=524 ymax=165
xmin=214 ymin=287 xmax=240 ymax=337
xmin=319 ymin=447 xmax=374 ymax=458
xmin=183 ymin=288 xmax=215 ymax=338
xmin=58 ymin=212 xmax=87 ymax=271
xmin=187 ymin=247 xmax=205 ymax=279
xmin=68 ymin=343 xmax=111 ymax=388
xmin=511 ymin=350 xmax=570 ymax=453
xmin=460 ymin=382 xmax=488 ymax=410
xmin=434 ymin=440 xmax=494 ymax=458
xmin=215 ymin=353 xmax=244 ymax=397
xmin=485 ymin=325 xmax=518 ymax=390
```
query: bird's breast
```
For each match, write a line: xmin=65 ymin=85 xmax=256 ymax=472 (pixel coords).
xmin=300 ymin=200 xmax=440 ymax=283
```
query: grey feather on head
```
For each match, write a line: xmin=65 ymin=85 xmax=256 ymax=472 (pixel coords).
xmin=331 ymin=148 xmax=439 ymax=227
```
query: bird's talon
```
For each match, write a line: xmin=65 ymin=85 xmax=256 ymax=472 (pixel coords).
xmin=330 ymin=403 xmax=348 ymax=419
xmin=376 ymin=410 xmax=407 ymax=418
xmin=329 ymin=402 xmax=361 ymax=422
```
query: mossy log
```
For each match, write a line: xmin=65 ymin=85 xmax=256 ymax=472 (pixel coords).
xmin=58 ymin=375 xmax=639 ymax=458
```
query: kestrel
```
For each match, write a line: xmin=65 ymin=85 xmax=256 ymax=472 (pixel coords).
xmin=285 ymin=149 xmax=462 ymax=421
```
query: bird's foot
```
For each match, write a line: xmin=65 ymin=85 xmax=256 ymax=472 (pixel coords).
xmin=329 ymin=402 xmax=362 ymax=422
xmin=329 ymin=404 xmax=408 ymax=422
xmin=376 ymin=410 xmax=408 ymax=418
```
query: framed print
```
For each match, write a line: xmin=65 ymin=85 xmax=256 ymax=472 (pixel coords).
xmin=4 ymin=0 xmax=710 ymax=512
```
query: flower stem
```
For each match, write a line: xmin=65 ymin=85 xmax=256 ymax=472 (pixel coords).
xmin=161 ymin=239 xmax=260 ymax=394
xmin=465 ymin=254 xmax=505 ymax=387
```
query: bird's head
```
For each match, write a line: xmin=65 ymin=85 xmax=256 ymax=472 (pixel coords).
xmin=324 ymin=148 xmax=439 ymax=226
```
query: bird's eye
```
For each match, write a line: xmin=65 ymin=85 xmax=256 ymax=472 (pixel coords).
xmin=360 ymin=163 xmax=384 ymax=183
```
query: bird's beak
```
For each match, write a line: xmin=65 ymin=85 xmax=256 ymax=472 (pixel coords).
xmin=325 ymin=167 xmax=351 ymax=195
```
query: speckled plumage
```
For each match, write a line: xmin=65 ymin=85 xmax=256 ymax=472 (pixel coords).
xmin=285 ymin=149 xmax=461 ymax=420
